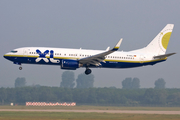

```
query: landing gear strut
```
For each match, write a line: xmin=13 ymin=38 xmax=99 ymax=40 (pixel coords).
xmin=85 ymin=68 xmax=92 ymax=75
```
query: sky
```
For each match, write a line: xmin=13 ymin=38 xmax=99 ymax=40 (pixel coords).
xmin=0 ymin=0 xmax=180 ymax=88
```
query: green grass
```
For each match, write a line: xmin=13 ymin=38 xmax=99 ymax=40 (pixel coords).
xmin=0 ymin=106 xmax=180 ymax=120
xmin=0 ymin=111 xmax=180 ymax=120
xmin=1 ymin=105 xmax=180 ymax=111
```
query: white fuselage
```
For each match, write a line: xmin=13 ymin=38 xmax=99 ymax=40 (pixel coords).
xmin=4 ymin=47 xmax=165 ymax=69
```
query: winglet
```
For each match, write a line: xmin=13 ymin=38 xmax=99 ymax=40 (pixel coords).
xmin=112 ymin=38 xmax=123 ymax=51
xmin=106 ymin=47 xmax=110 ymax=51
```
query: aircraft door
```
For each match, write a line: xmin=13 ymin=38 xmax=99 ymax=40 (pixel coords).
xmin=139 ymin=55 xmax=144 ymax=63
xmin=23 ymin=49 xmax=28 ymax=57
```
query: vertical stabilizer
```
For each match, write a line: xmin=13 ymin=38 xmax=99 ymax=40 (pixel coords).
xmin=145 ymin=24 xmax=174 ymax=55
xmin=131 ymin=24 xmax=174 ymax=55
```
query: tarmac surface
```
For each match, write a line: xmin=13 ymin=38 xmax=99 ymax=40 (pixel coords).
xmin=0 ymin=109 xmax=180 ymax=114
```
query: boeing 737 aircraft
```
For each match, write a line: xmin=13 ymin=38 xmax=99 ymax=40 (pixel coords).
xmin=4 ymin=24 xmax=175 ymax=75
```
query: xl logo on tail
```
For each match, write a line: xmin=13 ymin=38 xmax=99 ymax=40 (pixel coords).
xmin=35 ymin=49 xmax=60 ymax=63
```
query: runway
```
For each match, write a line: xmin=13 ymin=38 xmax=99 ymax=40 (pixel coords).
xmin=0 ymin=109 xmax=180 ymax=114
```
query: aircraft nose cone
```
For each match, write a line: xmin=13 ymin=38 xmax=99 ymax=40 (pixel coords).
xmin=3 ymin=53 xmax=10 ymax=60
xmin=3 ymin=53 xmax=14 ymax=62
xmin=3 ymin=54 xmax=8 ymax=59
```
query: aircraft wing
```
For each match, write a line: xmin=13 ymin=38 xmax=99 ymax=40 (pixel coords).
xmin=79 ymin=39 xmax=122 ymax=66
xmin=153 ymin=53 xmax=176 ymax=59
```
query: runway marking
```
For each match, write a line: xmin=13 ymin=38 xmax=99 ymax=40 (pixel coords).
xmin=0 ymin=109 xmax=180 ymax=114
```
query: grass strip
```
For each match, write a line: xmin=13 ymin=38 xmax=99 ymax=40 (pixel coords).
xmin=0 ymin=111 xmax=180 ymax=120
xmin=1 ymin=106 xmax=180 ymax=111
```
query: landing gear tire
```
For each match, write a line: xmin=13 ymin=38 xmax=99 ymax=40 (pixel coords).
xmin=19 ymin=66 xmax=22 ymax=70
xmin=85 ymin=68 xmax=92 ymax=75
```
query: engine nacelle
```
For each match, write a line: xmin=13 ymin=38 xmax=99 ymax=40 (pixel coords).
xmin=61 ymin=60 xmax=80 ymax=70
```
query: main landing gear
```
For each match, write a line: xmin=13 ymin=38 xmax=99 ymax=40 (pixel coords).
xmin=85 ymin=67 xmax=92 ymax=75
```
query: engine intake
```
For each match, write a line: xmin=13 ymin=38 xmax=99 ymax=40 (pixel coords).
xmin=61 ymin=60 xmax=81 ymax=70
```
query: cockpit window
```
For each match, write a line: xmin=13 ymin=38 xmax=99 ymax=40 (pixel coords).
xmin=11 ymin=50 xmax=18 ymax=53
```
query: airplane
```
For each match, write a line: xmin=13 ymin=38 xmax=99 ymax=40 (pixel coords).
xmin=4 ymin=24 xmax=176 ymax=75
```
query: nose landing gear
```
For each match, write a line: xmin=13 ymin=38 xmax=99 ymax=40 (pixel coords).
xmin=19 ymin=66 xmax=22 ymax=70
xmin=13 ymin=62 xmax=22 ymax=70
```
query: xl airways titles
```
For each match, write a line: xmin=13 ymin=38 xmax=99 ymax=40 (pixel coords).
xmin=4 ymin=24 xmax=176 ymax=75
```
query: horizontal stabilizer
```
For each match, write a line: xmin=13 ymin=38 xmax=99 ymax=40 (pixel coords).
xmin=154 ymin=53 xmax=176 ymax=59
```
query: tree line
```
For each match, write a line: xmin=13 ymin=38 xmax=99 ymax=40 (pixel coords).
xmin=0 ymin=87 xmax=180 ymax=106
xmin=14 ymin=71 xmax=95 ymax=88
xmin=15 ymin=71 xmax=166 ymax=89
xmin=9 ymin=71 xmax=173 ymax=106
xmin=60 ymin=71 xmax=94 ymax=88
xmin=121 ymin=77 xmax=166 ymax=89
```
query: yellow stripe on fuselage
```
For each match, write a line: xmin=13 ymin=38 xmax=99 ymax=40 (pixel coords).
xmin=4 ymin=54 xmax=78 ymax=60
xmin=4 ymin=54 xmax=39 ymax=58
